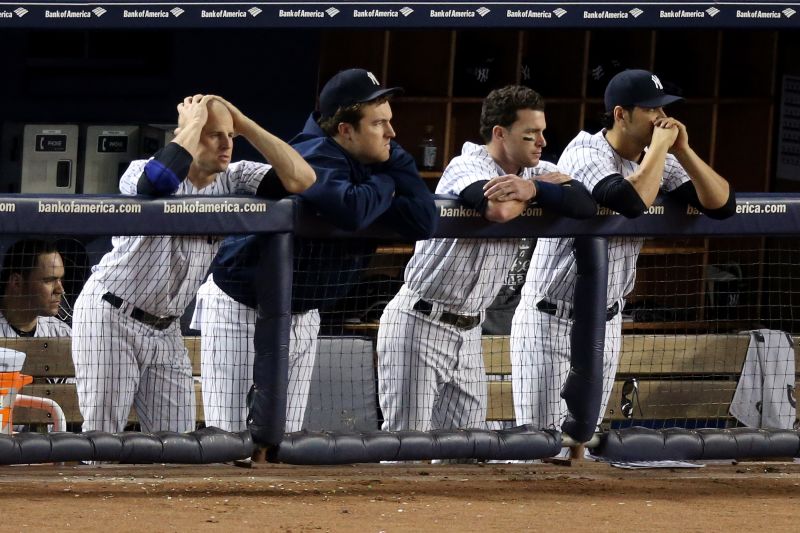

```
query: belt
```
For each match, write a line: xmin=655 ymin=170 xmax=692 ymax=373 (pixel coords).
xmin=536 ymin=299 xmax=620 ymax=322
xmin=102 ymin=292 xmax=178 ymax=331
xmin=413 ymin=299 xmax=480 ymax=330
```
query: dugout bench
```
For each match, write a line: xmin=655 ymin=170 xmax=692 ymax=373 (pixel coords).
xmin=483 ymin=334 xmax=800 ymax=427
xmin=7 ymin=336 xmax=379 ymax=431
xmin=6 ymin=337 xmax=204 ymax=427
xmin=7 ymin=334 xmax=800 ymax=430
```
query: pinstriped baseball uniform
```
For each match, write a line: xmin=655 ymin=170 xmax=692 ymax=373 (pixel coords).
xmin=0 ymin=313 xmax=71 ymax=337
xmin=378 ymin=142 xmax=560 ymax=432
xmin=190 ymin=277 xmax=319 ymax=432
xmin=72 ymin=158 xmax=269 ymax=434
xmin=510 ymin=130 xmax=689 ymax=431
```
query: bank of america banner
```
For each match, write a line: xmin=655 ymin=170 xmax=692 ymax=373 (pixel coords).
xmin=0 ymin=1 xmax=799 ymax=28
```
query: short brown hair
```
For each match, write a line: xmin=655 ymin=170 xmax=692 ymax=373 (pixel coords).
xmin=479 ymin=86 xmax=545 ymax=142
xmin=317 ymin=96 xmax=392 ymax=137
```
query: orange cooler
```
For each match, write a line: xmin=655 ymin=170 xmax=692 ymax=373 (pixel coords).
xmin=0 ymin=348 xmax=32 ymax=434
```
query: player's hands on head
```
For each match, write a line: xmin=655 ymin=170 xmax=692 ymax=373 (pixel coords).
xmin=208 ymin=95 xmax=248 ymax=138
xmin=177 ymin=94 xmax=213 ymax=130
xmin=483 ymin=174 xmax=536 ymax=202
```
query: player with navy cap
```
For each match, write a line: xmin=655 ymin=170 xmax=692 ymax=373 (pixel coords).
xmin=193 ymin=69 xmax=437 ymax=434
xmin=511 ymin=69 xmax=736 ymax=441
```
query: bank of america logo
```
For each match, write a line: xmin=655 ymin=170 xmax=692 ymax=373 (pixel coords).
xmin=92 ymin=7 xmax=106 ymax=17
xmin=553 ymin=8 xmax=567 ymax=18
xmin=170 ymin=7 xmax=184 ymax=17
xmin=706 ymin=7 xmax=720 ymax=17
xmin=400 ymin=7 xmax=413 ymax=17
xmin=476 ymin=7 xmax=490 ymax=17
xmin=248 ymin=7 xmax=262 ymax=17
xmin=326 ymin=7 xmax=340 ymax=17
xmin=783 ymin=8 xmax=796 ymax=18
xmin=629 ymin=8 xmax=643 ymax=18
xmin=13 ymin=7 xmax=27 ymax=17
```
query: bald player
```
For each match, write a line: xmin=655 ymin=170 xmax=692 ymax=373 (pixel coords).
xmin=71 ymin=95 xmax=315 ymax=434
xmin=511 ymin=69 xmax=736 ymax=436
xmin=0 ymin=239 xmax=70 ymax=338
xmin=377 ymin=85 xmax=597 ymax=433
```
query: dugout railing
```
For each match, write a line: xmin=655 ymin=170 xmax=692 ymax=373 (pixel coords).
xmin=1 ymin=193 xmax=800 ymax=464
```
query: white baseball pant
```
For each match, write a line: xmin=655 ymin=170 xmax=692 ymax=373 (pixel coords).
xmin=72 ymin=278 xmax=196 ymax=433
xmin=510 ymin=303 xmax=622 ymax=431
xmin=191 ymin=279 xmax=319 ymax=433
xmin=377 ymin=286 xmax=487 ymax=432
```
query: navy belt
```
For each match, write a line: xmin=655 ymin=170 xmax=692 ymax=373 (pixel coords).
xmin=413 ymin=299 xmax=480 ymax=330
xmin=536 ymin=299 xmax=620 ymax=322
xmin=102 ymin=292 xmax=178 ymax=331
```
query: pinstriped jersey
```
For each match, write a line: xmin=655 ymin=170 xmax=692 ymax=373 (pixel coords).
xmin=89 ymin=158 xmax=269 ymax=317
xmin=404 ymin=142 xmax=560 ymax=315
xmin=0 ymin=312 xmax=72 ymax=337
xmin=523 ymin=130 xmax=690 ymax=307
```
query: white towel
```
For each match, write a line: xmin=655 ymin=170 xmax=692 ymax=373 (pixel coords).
xmin=729 ymin=329 xmax=796 ymax=429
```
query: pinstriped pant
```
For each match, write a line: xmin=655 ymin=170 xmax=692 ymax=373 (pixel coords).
xmin=191 ymin=278 xmax=319 ymax=433
xmin=72 ymin=278 xmax=196 ymax=433
xmin=510 ymin=306 xmax=622 ymax=431
xmin=377 ymin=286 xmax=487 ymax=432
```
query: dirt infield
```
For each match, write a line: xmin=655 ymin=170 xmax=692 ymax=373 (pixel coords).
xmin=1 ymin=460 xmax=798 ymax=532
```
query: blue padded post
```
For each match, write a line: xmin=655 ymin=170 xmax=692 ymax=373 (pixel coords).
xmin=248 ymin=232 xmax=293 ymax=447
xmin=561 ymin=236 xmax=608 ymax=443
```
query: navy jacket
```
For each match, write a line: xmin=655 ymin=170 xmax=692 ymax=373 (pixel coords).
xmin=211 ymin=113 xmax=438 ymax=311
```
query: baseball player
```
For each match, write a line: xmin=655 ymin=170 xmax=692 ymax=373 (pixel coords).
xmin=193 ymin=69 xmax=438 ymax=433
xmin=510 ymin=69 xmax=736 ymax=436
xmin=377 ymin=85 xmax=597 ymax=433
xmin=0 ymin=239 xmax=70 ymax=338
xmin=71 ymin=94 xmax=315 ymax=434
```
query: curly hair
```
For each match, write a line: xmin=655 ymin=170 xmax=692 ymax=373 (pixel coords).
xmin=479 ymin=86 xmax=545 ymax=142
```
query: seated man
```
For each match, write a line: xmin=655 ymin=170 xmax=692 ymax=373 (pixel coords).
xmin=0 ymin=239 xmax=70 ymax=338
xmin=377 ymin=85 xmax=597 ymax=433
xmin=194 ymin=68 xmax=438 ymax=433
xmin=71 ymin=94 xmax=315 ymax=434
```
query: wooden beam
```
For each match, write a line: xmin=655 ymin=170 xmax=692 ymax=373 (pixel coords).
xmin=5 ymin=337 xmax=202 ymax=378
xmin=12 ymin=383 xmax=206 ymax=425
xmin=482 ymin=334 xmax=800 ymax=377
xmin=482 ymin=335 xmax=511 ymax=375
xmin=487 ymin=382 xmax=514 ymax=421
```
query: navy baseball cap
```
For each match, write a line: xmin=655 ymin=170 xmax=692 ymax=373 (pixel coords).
xmin=604 ymin=69 xmax=683 ymax=112
xmin=319 ymin=69 xmax=403 ymax=119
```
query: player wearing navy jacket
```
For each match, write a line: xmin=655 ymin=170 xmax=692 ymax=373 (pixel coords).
xmin=194 ymin=69 xmax=438 ymax=433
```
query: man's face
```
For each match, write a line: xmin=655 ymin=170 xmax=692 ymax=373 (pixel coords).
xmin=502 ymin=109 xmax=547 ymax=169
xmin=622 ymin=106 xmax=667 ymax=148
xmin=344 ymin=101 xmax=396 ymax=164
xmin=194 ymin=101 xmax=235 ymax=176
xmin=21 ymin=252 xmax=65 ymax=317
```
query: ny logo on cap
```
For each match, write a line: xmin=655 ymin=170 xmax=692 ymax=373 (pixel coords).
xmin=367 ymin=71 xmax=380 ymax=86
xmin=651 ymin=74 xmax=664 ymax=90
